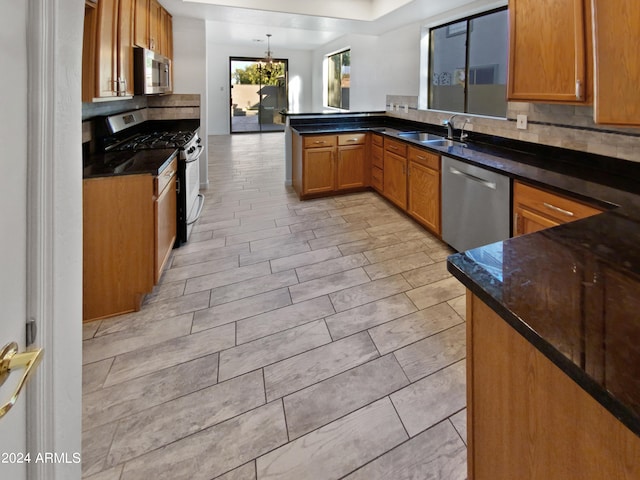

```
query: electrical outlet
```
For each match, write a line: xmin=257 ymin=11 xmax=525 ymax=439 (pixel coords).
xmin=516 ymin=114 xmax=528 ymax=130
xmin=403 ymin=104 xmax=408 ymax=113
xmin=389 ymin=102 xmax=394 ymax=111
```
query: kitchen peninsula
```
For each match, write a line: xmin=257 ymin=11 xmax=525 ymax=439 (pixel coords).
xmin=286 ymin=111 xmax=640 ymax=479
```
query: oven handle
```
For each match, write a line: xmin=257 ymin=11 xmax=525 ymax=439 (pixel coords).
xmin=187 ymin=193 xmax=205 ymax=225
xmin=184 ymin=145 xmax=204 ymax=164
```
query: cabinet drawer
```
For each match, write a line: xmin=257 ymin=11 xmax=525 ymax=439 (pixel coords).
xmin=338 ymin=133 xmax=366 ymax=146
xmin=304 ymin=135 xmax=337 ymax=149
xmin=514 ymin=181 xmax=603 ymax=224
xmin=385 ymin=138 xmax=407 ymax=157
xmin=155 ymin=157 xmax=178 ymax=196
xmin=372 ymin=133 xmax=383 ymax=147
xmin=371 ymin=144 xmax=383 ymax=169
xmin=371 ymin=166 xmax=383 ymax=191
xmin=408 ymin=146 xmax=440 ymax=171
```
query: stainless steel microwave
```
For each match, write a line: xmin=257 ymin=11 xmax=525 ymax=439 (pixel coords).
xmin=134 ymin=48 xmax=171 ymax=95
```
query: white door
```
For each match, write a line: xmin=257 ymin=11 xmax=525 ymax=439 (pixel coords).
xmin=0 ymin=1 xmax=83 ymax=478
xmin=0 ymin=2 xmax=29 ymax=479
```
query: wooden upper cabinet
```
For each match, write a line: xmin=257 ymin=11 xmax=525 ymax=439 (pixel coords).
xmin=592 ymin=0 xmax=640 ymax=125
xmin=95 ymin=0 xmax=119 ymax=98
xmin=508 ymin=0 xmax=591 ymax=103
xmin=92 ymin=0 xmax=134 ymax=98
xmin=160 ymin=7 xmax=173 ymax=58
xmin=134 ymin=0 xmax=149 ymax=49
xmin=118 ymin=0 xmax=135 ymax=96
xmin=149 ymin=0 xmax=161 ymax=52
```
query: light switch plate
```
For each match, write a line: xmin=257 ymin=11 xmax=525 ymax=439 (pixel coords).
xmin=516 ymin=114 xmax=528 ymax=130
xmin=403 ymin=104 xmax=408 ymax=113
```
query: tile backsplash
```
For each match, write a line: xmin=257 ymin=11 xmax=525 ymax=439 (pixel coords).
xmin=386 ymin=95 xmax=640 ymax=163
xmin=82 ymin=94 xmax=201 ymax=148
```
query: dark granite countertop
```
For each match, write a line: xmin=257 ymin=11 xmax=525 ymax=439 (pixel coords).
xmin=83 ymin=148 xmax=178 ymax=179
xmin=289 ymin=112 xmax=640 ymax=437
xmin=448 ymin=213 xmax=640 ymax=437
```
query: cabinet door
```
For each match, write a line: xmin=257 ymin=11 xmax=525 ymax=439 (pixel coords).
xmin=303 ymin=147 xmax=335 ymax=195
xmin=163 ymin=9 xmax=173 ymax=59
xmin=83 ymin=175 xmax=154 ymax=321
xmin=134 ymin=0 xmax=149 ymax=48
xmin=118 ymin=0 xmax=135 ymax=96
xmin=468 ymin=293 xmax=640 ymax=480
xmin=149 ymin=0 xmax=161 ymax=52
xmin=95 ymin=0 xmax=118 ymax=97
xmin=508 ymin=0 xmax=588 ymax=103
xmin=513 ymin=204 xmax=560 ymax=236
xmin=600 ymin=267 xmax=640 ymax=414
xmin=336 ymin=145 xmax=365 ymax=190
xmin=408 ymin=161 xmax=440 ymax=234
xmin=592 ymin=0 xmax=640 ymax=125
xmin=383 ymin=151 xmax=407 ymax=210
xmin=155 ymin=174 xmax=177 ymax=283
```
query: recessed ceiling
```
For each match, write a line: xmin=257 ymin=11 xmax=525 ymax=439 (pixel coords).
xmin=159 ymin=0 xmax=503 ymax=50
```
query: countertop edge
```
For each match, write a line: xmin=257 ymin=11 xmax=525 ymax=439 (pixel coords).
xmin=447 ymin=252 xmax=640 ymax=438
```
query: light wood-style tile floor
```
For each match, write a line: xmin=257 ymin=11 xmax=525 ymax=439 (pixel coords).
xmin=82 ymin=133 xmax=468 ymax=480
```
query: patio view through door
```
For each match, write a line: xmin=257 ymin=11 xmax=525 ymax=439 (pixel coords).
xmin=230 ymin=57 xmax=288 ymax=133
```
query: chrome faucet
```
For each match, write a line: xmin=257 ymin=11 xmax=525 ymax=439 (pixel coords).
xmin=444 ymin=114 xmax=471 ymax=141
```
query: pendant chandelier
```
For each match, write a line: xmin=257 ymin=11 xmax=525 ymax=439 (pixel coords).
xmin=263 ymin=34 xmax=274 ymax=67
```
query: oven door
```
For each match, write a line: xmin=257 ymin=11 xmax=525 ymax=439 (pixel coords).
xmin=175 ymin=147 xmax=204 ymax=246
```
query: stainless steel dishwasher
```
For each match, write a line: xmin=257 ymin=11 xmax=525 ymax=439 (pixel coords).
xmin=441 ymin=156 xmax=510 ymax=252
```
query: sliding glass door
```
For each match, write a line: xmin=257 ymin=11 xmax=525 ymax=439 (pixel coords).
xmin=230 ymin=57 xmax=288 ymax=133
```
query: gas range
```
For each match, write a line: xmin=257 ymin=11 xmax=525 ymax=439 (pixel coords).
xmin=98 ymin=109 xmax=204 ymax=247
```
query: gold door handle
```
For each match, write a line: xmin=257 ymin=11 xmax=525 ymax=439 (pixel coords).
xmin=0 ymin=342 xmax=43 ymax=419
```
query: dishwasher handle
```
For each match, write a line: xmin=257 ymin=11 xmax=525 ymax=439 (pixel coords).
xmin=448 ymin=166 xmax=496 ymax=190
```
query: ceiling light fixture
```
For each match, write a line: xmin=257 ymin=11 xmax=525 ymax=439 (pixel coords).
xmin=263 ymin=33 xmax=274 ymax=67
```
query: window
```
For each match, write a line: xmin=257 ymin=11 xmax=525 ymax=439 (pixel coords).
xmin=327 ymin=49 xmax=350 ymax=109
xmin=428 ymin=7 xmax=508 ymax=117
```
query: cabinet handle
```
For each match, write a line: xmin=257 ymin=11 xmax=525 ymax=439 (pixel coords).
xmin=416 ymin=155 xmax=426 ymax=161
xmin=543 ymin=202 xmax=574 ymax=217
xmin=515 ymin=212 xmax=522 ymax=235
xmin=402 ymin=165 xmax=406 ymax=175
xmin=389 ymin=145 xmax=399 ymax=151
xmin=346 ymin=138 xmax=359 ymax=143
xmin=313 ymin=140 xmax=326 ymax=144
xmin=575 ymin=80 xmax=582 ymax=100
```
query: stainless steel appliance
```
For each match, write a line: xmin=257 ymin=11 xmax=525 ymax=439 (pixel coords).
xmin=102 ymin=110 xmax=204 ymax=246
xmin=134 ymin=48 xmax=172 ymax=95
xmin=441 ymin=156 xmax=510 ymax=252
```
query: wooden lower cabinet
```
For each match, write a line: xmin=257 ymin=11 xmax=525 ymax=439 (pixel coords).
xmin=371 ymin=134 xmax=384 ymax=193
xmin=83 ymin=174 xmax=155 ymax=321
xmin=294 ymin=133 xmax=367 ymax=198
xmin=513 ymin=180 xmax=603 ymax=236
xmin=154 ymin=158 xmax=177 ymax=283
xmin=83 ymin=159 xmax=177 ymax=322
xmin=303 ymin=146 xmax=335 ymax=195
xmin=407 ymin=147 xmax=440 ymax=234
xmin=336 ymin=144 xmax=365 ymax=190
xmin=383 ymin=151 xmax=407 ymax=209
xmin=467 ymin=292 xmax=640 ymax=480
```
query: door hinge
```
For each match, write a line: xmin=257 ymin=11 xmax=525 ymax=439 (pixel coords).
xmin=26 ymin=319 xmax=37 ymax=346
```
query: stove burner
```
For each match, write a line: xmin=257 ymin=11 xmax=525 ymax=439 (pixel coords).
xmin=110 ymin=131 xmax=195 ymax=151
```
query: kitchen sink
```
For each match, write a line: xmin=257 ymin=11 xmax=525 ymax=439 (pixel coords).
xmin=422 ymin=139 xmax=466 ymax=147
xmin=397 ymin=131 xmax=444 ymax=142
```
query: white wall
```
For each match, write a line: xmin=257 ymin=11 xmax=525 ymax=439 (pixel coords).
xmin=310 ymin=22 xmax=422 ymax=112
xmin=206 ymin=21 xmax=313 ymax=135
xmin=173 ymin=17 xmax=209 ymax=187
